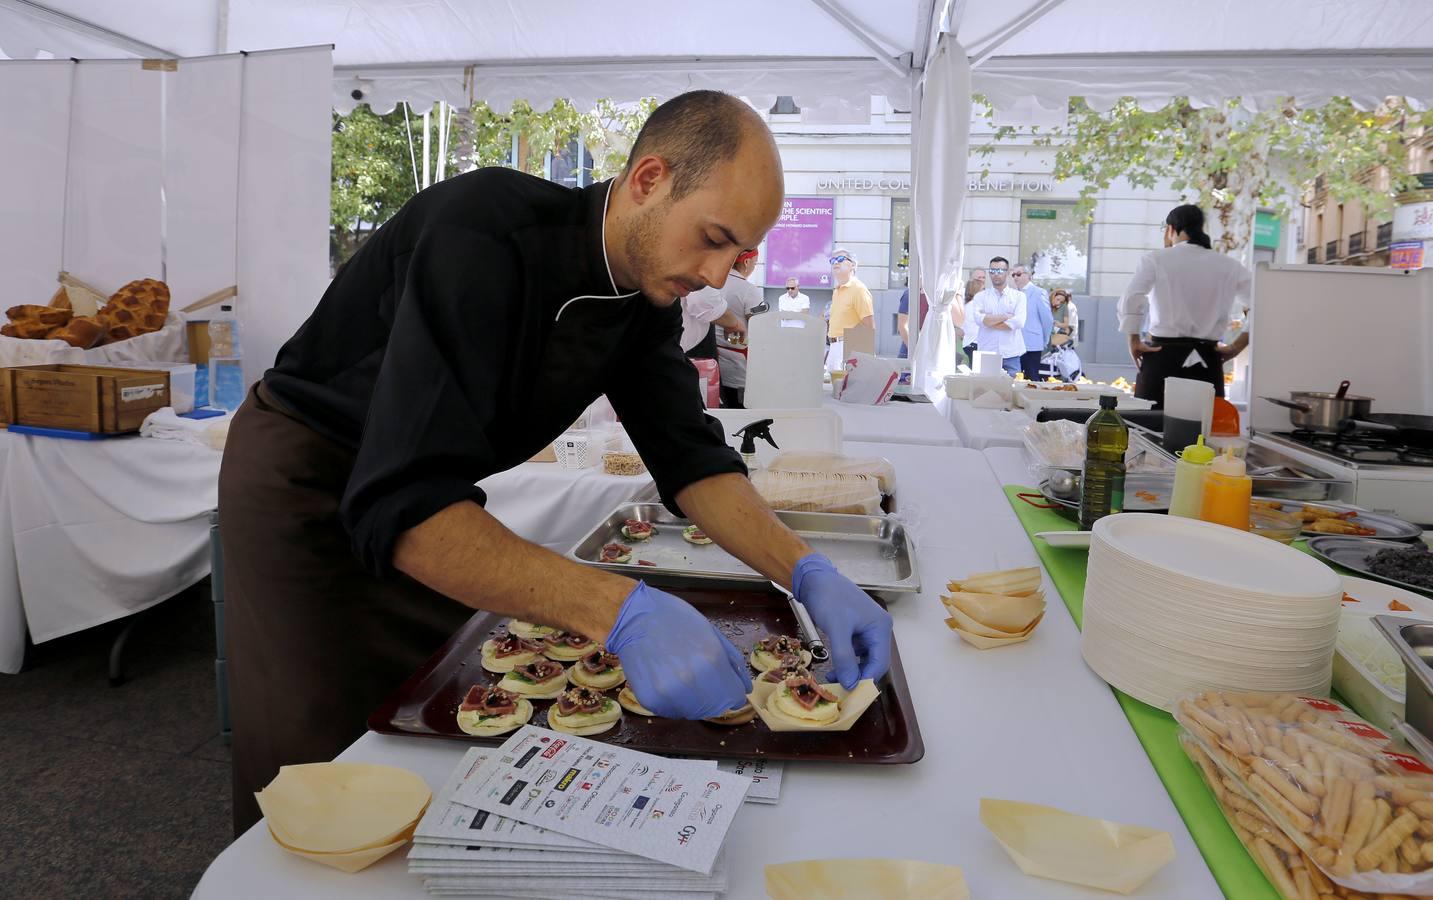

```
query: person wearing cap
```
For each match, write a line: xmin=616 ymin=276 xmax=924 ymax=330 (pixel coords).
xmin=825 ymin=248 xmax=874 ymax=369
xmin=779 ymin=277 xmax=810 ymax=313
xmin=714 ymin=248 xmax=765 ymax=407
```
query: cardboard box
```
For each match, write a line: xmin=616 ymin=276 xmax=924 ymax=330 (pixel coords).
xmin=0 ymin=364 xmax=171 ymax=433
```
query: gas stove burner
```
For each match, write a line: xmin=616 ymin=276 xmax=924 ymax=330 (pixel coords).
xmin=1273 ymin=430 xmax=1433 ymax=469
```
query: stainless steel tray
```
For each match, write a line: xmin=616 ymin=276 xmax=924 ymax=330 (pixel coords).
xmin=567 ymin=502 xmax=920 ymax=600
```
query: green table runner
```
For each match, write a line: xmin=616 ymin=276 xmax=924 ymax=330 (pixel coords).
xmin=1003 ymin=485 xmax=1278 ymax=900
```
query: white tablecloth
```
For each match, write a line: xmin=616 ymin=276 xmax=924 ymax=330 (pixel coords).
xmin=478 ymin=462 xmax=655 ymax=552
xmin=944 ymin=397 xmax=1032 ymax=451
xmin=984 ymin=445 xmax=1038 ymax=488
xmin=0 ymin=431 xmax=220 ymax=673
xmin=823 ymin=395 xmax=960 ymax=446
xmin=194 ymin=443 xmax=1218 ymax=899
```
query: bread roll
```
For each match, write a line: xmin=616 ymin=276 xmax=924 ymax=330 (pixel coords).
xmin=47 ymin=315 xmax=107 ymax=349
xmin=7 ymin=304 xmax=72 ymax=327
xmin=3 ymin=318 xmax=60 ymax=340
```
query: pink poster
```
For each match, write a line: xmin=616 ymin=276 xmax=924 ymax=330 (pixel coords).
xmin=765 ymin=197 xmax=835 ymax=288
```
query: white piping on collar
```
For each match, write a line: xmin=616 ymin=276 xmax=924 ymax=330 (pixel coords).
xmin=555 ymin=180 xmax=639 ymax=323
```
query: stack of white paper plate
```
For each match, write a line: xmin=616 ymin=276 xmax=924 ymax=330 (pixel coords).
xmin=1081 ymin=513 xmax=1343 ymax=711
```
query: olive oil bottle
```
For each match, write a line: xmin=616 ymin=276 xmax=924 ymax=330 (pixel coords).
xmin=1079 ymin=395 xmax=1129 ymax=530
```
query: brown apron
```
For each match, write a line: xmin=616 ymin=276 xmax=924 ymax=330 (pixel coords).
xmin=218 ymin=383 xmax=472 ymax=835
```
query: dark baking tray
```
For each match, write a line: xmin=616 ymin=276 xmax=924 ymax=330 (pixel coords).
xmin=368 ymin=586 xmax=924 ymax=764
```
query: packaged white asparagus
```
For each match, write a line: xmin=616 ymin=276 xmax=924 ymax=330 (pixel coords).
xmin=1175 ymin=690 xmax=1433 ymax=895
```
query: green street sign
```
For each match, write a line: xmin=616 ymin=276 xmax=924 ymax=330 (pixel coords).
xmin=1254 ymin=211 xmax=1281 ymax=249
xmin=1025 ymin=208 xmax=1058 ymax=220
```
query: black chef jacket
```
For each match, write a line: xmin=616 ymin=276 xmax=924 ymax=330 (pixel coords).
xmin=264 ymin=169 xmax=746 ymax=577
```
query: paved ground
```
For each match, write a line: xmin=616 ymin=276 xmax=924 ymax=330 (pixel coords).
xmin=0 ymin=584 xmax=231 ymax=898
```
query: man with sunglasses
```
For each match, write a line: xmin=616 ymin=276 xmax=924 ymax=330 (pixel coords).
xmin=825 ymin=248 xmax=874 ymax=369
xmin=967 ymin=256 xmax=1027 ymax=376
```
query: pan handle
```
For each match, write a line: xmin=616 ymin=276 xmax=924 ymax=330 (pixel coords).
xmin=1016 ymin=491 xmax=1060 ymax=509
xmin=1341 ymin=418 xmax=1399 ymax=434
xmin=1262 ymin=396 xmax=1313 ymax=413
xmin=1335 ymin=380 xmax=1351 ymax=399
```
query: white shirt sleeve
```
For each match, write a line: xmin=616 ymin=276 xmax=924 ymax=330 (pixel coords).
xmin=1118 ymin=252 xmax=1157 ymax=334
xmin=1007 ymin=289 xmax=1027 ymax=332
xmin=683 ymin=288 xmax=728 ymax=323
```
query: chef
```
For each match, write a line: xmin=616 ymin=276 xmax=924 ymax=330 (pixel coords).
xmin=218 ymin=90 xmax=892 ymax=833
xmin=1117 ymin=204 xmax=1252 ymax=406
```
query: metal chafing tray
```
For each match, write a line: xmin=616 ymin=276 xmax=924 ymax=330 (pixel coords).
xmin=567 ymin=502 xmax=920 ymax=600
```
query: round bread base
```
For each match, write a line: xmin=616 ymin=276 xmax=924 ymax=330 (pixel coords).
xmin=703 ymin=705 xmax=757 ymax=726
xmin=750 ymin=648 xmax=813 ymax=673
xmin=764 ymin=695 xmax=840 ymax=729
xmin=508 ymin=621 xmax=557 ymax=640
xmin=618 ymin=687 xmax=656 ymax=717
xmin=547 ymin=709 xmax=622 ymax=736
xmin=605 ymin=553 xmax=633 ymax=564
xmin=569 ymin=667 xmax=626 ymax=691
xmin=620 ymin=528 xmax=653 ymax=542
xmin=682 ymin=532 xmax=713 ymax=546
xmin=480 ymin=646 xmax=540 ymax=674
xmin=457 ymin=699 xmax=533 ymax=737
xmin=499 ymin=674 xmax=569 ymax=700
xmin=542 ymin=644 xmax=594 ymax=662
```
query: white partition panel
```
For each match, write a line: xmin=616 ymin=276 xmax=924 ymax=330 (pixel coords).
xmin=236 ymin=46 xmax=333 ymax=389
xmin=1249 ymin=264 xmax=1433 ymax=433
xmin=0 ymin=61 xmax=74 ymax=304
xmin=63 ymin=61 xmax=163 ymax=294
xmin=165 ymin=55 xmax=243 ymax=307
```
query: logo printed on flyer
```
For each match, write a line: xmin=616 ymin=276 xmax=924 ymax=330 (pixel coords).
xmin=515 ymin=746 xmax=541 ymax=768
xmin=539 ymin=739 xmax=567 ymax=760
xmin=555 ymin=767 xmax=580 ymax=791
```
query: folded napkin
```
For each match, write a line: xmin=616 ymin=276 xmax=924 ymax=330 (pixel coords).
xmin=140 ymin=407 xmax=231 ymax=450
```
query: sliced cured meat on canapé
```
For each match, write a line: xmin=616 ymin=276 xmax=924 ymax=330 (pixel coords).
xmin=758 ymin=656 xmax=813 ymax=684
xmin=498 ymin=658 xmax=569 ymax=699
xmin=619 ymin=519 xmax=656 ymax=541
xmin=765 ymin=674 xmax=841 ymax=727
xmin=569 ymin=649 xmax=625 ymax=690
xmin=750 ymin=635 xmax=813 ymax=672
xmin=456 ymin=684 xmax=532 ymax=736
xmin=600 ymin=543 xmax=633 ymax=563
xmin=479 ymin=631 xmax=545 ymax=673
xmin=541 ymin=630 xmax=598 ymax=662
xmin=682 ymin=525 xmax=713 ymax=545
xmin=548 ymin=686 xmax=622 ymax=736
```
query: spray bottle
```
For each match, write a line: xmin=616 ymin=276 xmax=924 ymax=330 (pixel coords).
xmin=732 ymin=419 xmax=779 ymax=469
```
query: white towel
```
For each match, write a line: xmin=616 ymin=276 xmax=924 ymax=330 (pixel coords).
xmin=140 ymin=407 xmax=231 ymax=450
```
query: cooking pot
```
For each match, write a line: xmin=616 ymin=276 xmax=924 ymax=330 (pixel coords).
xmin=1262 ymin=381 xmax=1374 ymax=432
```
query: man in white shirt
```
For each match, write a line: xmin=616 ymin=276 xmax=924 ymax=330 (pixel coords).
xmin=1117 ymin=204 xmax=1252 ymax=406
xmin=966 ymin=256 xmax=1027 ymax=375
xmin=716 ymin=248 xmax=766 ymax=407
xmin=680 ymin=288 xmax=747 ymax=355
xmin=779 ymin=277 xmax=810 ymax=313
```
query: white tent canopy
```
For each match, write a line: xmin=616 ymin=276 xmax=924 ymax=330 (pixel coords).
xmin=5 ymin=1 xmax=1432 ymax=113
xmin=4 ymin=0 xmax=1432 ymax=391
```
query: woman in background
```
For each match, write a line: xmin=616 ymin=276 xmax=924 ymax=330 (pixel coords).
xmin=1116 ymin=204 xmax=1251 ymax=406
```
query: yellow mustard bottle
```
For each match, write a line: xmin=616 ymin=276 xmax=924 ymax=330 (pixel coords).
xmin=1198 ymin=447 xmax=1251 ymax=531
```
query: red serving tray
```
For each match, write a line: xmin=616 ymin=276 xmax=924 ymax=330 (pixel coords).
xmin=368 ymin=586 xmax=924 ymax=764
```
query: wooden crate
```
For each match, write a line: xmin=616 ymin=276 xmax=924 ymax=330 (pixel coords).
xmin=0 ymin=364 xmax=171 ymax=433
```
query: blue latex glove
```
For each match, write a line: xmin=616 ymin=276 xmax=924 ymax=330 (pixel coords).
xmin=791 ymin=553 xmax=893 ymax=689
xmin=606 ymin=581 xmax=753 ymax=719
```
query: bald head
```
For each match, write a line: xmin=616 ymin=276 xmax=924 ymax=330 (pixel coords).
xmin=624 ymin=90 xmax=777 ymax=201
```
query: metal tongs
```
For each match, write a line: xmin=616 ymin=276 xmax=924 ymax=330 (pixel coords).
xmin=770 ymin=581 xmax=830 ymax=663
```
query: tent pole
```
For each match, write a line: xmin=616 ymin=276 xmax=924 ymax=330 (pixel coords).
xmin=421 ymin=107 xmax=431 ymax=189
xmin=402 ymin=103 xmax=420 ymax=193
xmin=967 ymin=0 xmax=1071 ymax=68
xmin=804 ymin=0 xmax=910 ymax=79
xmin=0 ymin=0 xmax=177 ymax=57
